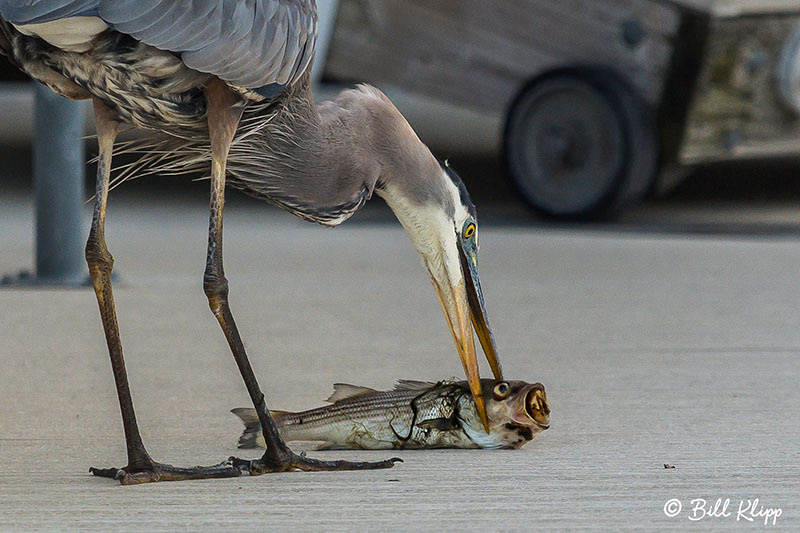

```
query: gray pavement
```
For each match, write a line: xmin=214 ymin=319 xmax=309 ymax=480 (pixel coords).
xmin=1 ymin=195 xmax=799 ymax=530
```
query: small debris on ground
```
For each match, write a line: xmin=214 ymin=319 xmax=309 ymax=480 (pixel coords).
xmin=663 ymin=464 xmax=676 ymax=469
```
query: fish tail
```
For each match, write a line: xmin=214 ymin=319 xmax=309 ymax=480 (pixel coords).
xmin=230 ymin=407 xmax=290 ymax=449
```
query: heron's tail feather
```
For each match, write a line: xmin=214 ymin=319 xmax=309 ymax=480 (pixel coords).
xmin=231 ymin=407 xmax=290 ymax=449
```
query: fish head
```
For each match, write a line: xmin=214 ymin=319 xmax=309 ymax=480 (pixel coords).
xmin=459 ymin=380 xmax=550 ymax=449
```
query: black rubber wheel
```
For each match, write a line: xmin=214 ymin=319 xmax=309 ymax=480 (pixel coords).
xmin=504 ymin=69 xmax=657 ymax=220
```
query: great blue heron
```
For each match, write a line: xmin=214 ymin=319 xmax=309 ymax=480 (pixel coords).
xmin=0 ymin=0 xmax=503 ymax=484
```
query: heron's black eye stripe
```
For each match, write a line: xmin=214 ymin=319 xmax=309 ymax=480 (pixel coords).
xmin=464 ymin=223 xmax=476 ymax=239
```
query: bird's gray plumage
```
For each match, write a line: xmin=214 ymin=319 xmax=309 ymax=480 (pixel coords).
xmin=0 ymin=2 xmax=386 ymax=226
xmin=0 ymin=0 xmax=462 ymax=225
xmin=0 ymin=0 xmax=316 ymax=94
xmin=0 ymin=0 xmax=98 ymax=23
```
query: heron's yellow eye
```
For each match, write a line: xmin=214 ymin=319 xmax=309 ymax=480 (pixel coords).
xmin=493 ymin=382 xmax=510 ymax=400
xmin=464 ymin=223 xmax=476 ymax=239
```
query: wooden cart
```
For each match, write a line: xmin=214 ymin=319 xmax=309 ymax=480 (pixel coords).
xmin=322 ymin=0 xmax=800 ymax=219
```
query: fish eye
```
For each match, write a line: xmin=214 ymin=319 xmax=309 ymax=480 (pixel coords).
xmin=493 ymin=382 xmax=510 ymax=400
xmin=463 ymin=222 xmax=476 ymax=239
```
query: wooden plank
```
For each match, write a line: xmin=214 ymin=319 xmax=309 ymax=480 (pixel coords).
xmin=325 ymin=0 xmax=680 ymax=113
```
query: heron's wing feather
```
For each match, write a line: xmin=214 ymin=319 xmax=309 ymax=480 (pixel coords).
xmin=0 ymin=0 xmax=99 ymax=24
xmin=98 ymin=0 xmax=317 ymax=93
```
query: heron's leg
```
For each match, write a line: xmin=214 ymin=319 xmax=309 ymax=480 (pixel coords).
xmin=86 ymin=98 xmax=240 ymax=484
xmin=203 ymin=79 xmax=399 ymax=473
xmin=84 ymin=99 xmax=154 ymax=470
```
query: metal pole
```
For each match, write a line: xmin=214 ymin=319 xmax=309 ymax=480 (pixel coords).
xmin=311 ymin=0 xmax=340 ymax=89
xmin=33 ymin=84 xmax=86 ymax=285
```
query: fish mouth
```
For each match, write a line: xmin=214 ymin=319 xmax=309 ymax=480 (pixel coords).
xmin=525 ymin=386 xmax=550 ymax=430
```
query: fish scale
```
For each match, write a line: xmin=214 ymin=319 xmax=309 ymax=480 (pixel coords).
xmin=278 ymin=387 xmax=458 ymax=446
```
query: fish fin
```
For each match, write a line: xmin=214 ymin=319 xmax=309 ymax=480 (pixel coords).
xmin=417 ymin=417 xmax=460 ymax=431
xmin=231 ymin=408 xmax=262 ymax=449
xmin=230 ymin=408 xmax=291 ymax=449
xmin=231 ymin=407 xmax=258 ymax=425
xmin=325 ymin=383 xmax=377 ymax=403
xmin=393 ymin=380 xmax=436 ymax=392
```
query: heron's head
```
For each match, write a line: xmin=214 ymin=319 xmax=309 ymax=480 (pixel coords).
xmin=376 ymin=156 xmax=502 ymax=433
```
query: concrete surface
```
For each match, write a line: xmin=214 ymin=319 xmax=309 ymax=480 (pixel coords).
xmin=1 ymin=194 xmax=799 ymax=531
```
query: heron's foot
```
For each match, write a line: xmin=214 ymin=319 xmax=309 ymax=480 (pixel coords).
xmin=90 ymin=458 xmax=242 ymax=485
xmin=232 ymin=450 xmax=402 ymax=474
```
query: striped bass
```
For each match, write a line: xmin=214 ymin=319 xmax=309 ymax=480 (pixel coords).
xmin=232 ymin=379 xmax=549 ymax=450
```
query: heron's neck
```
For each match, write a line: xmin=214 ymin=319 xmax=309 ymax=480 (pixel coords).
xmin=226 ymin=82 xmax=440 ymax=226
xmin=316 ymin=85 xmax=445 ymax=213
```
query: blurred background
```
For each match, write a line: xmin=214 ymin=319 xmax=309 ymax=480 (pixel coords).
xmin=5 ymin=0 xmax=800 ymax=281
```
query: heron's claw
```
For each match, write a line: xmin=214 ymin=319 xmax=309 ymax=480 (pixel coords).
xmin=233 ymin=450 xmax=402 ymax=474
xmin=90 ymin=459 xmax=241 ymax=485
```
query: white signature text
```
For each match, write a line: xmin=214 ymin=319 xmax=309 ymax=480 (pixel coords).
xmin=663 ymin=498 xmax=782 ymax=526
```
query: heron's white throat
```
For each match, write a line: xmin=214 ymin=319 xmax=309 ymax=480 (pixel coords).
xmin=377 ymin=168 xmax=472 ymax=293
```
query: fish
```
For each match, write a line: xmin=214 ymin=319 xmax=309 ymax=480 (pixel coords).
xmin=231 ymin=379 xmax=550 ymax=450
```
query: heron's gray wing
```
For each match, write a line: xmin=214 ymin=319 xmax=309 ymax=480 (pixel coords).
xmin=0 ymin=0 xmax=99 ymax=24
xmin=98 ymin=0 xmax=317 ymax=94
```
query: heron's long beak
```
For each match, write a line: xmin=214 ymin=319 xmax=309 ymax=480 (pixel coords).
xmin=458 ymin=244 xmax=503 ymax=382
xmin=432 ymin=242 xmax=502 ymax=434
